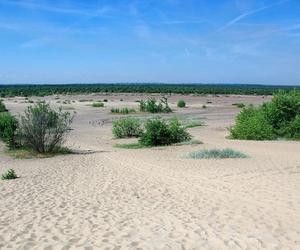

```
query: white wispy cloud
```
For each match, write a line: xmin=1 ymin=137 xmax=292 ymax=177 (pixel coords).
xmin=218 ymin=0 xmax=290 ymax=32
xmin=0 ymin=0 xmax=111 ymax=17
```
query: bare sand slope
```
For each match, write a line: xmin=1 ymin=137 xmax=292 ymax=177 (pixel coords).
xmin=0 ymin=94 xmax=299 ymax=249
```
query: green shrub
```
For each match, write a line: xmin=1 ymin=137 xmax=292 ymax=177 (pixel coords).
xmin=139 ymin=118 xmax=191 ymax=146
xmin=230 ymin=90 xmax=300 ymax=140
xmin=112 ymin=118 xmax=142 ymax=138
xmin=92 ymin=102 xmax=104 ymax=107
xmin=177 ymin=100 xmax=186 ymax=108
xmin=202 ymin=105 xmax=207 ymax=109
xmin=263 ymin=90 xmax=300 ymax=133
xmin=18 ymin=103 xmax=74 ymax=153
xmin=111 ymin=107 xmax=136 ymax=114
xmin=1 ymin=169 xmax=18 ymax=180
xmin=0 ymin=100 xmax=7 ymax=112
xmin=230 ymin=106 xmax=274 ymax=140
xmin=285 ymin=115 xmax=300 ymax=139
xmin=188 ymin=148 xmax=248 ymax=159
xmin=0 ymin=112 xmax=18 ymax=149
xmin=139 ymin=97 xmax=172 ymax=113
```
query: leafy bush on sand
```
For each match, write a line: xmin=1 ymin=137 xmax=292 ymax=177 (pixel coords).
xmin=230 ymin=90 xmax=300 ymax=140
xmin=112 ymin=117 xmax=142 ymax=138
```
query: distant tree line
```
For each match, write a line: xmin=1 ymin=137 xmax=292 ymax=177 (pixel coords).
xmin=0 ymin=83 xmax=299 ymax=97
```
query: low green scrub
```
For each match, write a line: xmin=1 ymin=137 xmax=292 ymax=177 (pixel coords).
xmin=230 ymin=106 xmax=274 ymax=140
xmin=1 ymin=169 xmax=18 ymax=180
xmin=139 ymin=97 xmax=172 ymax=113
xmin=0 ymin=112 xmax=18 ymax=149
xmin=92 ymin=102 xmax=104 ymax=107
xmin=111 ymin=107 xmax=136 ymax=114
xmin=112 ymin=118 xmax=142 ymax=138
xmin=188 ymin=148 xmax=248 ymax=159
xmin=230 ymin=90 xmax=300 ymax=140
xmin=139 ymin=118 xmax=191 ymax=146
xmin=177 ymin=100 xmax=186 ymax=108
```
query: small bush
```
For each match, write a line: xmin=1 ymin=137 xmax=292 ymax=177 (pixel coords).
xmin=139 ymin=118 xmax=191 ymax=146
xmin=232 ymin=103 xmax=245 ymax=108
xmin=202 ymin=105 xmax=207 ymax=109
xmin=188 ymin=148 xmax=248 ymax=159
xmin=112 ymin=118 xmax=142 ymax=138
xmin=0 ymin=100 xmax=7 ymax=112
xmin=1 ymin=169 xmax=18 ymax=180
xmin=230 ymin=106 xmax=274 ymax=140
xmin=92 ymin=102 xmax=104 ymax=107
xmin=111 ymin=107 xmax=136 ymax=114
xmin=18 ymin=103 xmax=74 ymax=153
xmin=139 ymin=97 xmax=172 ymax=113
xmin=103 ymin=99 xmax=108 ymax=102
xmin=177 ymin=100 xmax=186 ymax=108
xmin=0 ymin=112 xmax=18 ymax=149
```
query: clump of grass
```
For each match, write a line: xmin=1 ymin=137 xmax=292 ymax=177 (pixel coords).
xmin=175 ymin=139 xmax=203 ymax=146
xmin=1 ymin=169 xmax=18 ymax=180
xmin=188 ymin=148 xmax=248 ymax=159
xmin=92 ymin=102 xmax=104 ymax=107
xmin=232 ymin=103 xmax=245 ymax=108
xmin=202 ymin=105 xmax=207 ymax=109
xmin=111 ymin=107 xmax=136 ymax=114
xmin=103 ymin=99 xmax=108 ymax=102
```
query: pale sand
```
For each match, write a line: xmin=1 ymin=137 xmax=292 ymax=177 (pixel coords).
xmin=0 ymin=94 xmax=299 ymax=249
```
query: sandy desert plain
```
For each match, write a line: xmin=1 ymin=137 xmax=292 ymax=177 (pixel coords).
xmin=0 ymin=93 xmax=299 ymax=250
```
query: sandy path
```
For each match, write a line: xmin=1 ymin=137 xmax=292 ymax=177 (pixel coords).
xmin=0 ymin=94 xmax=299 ymax=249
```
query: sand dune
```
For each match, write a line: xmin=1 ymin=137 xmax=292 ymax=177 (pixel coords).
xmin=0 ymin=94 xmax=299 ymax=249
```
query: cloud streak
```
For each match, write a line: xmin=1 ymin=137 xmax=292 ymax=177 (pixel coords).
xmin=218 ymin=0 xmax=290 ymax=32
xmin=0 ymin=0 xmax=111 ymax=17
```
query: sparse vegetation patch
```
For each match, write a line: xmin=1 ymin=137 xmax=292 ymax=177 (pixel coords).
xmin=1 ymin=169 xmax=18 ymax=180
xmin=92 ymin=102 xmax=104 ymax=107
xmin=188 ymin=148 xmax=248 ymax=159
xmin=111 ymin=107 xmax=136 ymax=114
xmin=139 ymin=97 xmax=172 ymax=113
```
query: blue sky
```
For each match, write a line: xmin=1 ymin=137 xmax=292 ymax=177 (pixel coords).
xmin=0 ymin=0 xmax=299 ymax=85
